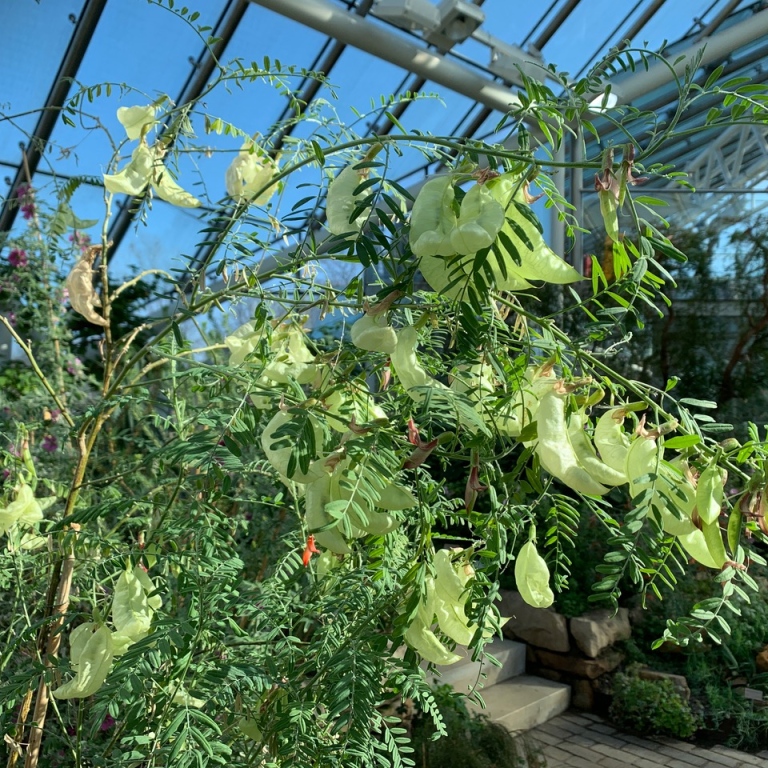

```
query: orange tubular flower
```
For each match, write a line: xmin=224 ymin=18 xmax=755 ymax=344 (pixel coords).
xmin=302 ymin=535 xmax=320 ymax=567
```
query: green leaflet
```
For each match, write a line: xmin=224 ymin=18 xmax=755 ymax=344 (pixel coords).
xmin=514 ymin=538 xmax=554 ymax=609
xmin=53 ymin=624 xmax=114 ymax=700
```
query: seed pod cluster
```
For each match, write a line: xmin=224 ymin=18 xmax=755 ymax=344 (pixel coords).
xmin=404 ymin=550 xmax=483 ymax=665
xmin=413 ymin=172 xmax=582 ymax=300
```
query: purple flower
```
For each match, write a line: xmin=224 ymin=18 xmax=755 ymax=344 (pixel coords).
xmin=99 ymin=714 xmax=115 ymax=732
xmin=42 ymin=435 xmax=58 ymax=453
xmin=16 ymin=184 xmax=30 ymax=199
xmin=6 ymin=311 xmax=16 ymax=326
xmin=21 ymin=203 xmax=35 ymax=220
xmin=67 ymin=357 xmax=83 ymax=377
xmin=69 ymin=231 xmax=91 ymax=252
xmin=7 ymin=249 xmax=27 ymax=268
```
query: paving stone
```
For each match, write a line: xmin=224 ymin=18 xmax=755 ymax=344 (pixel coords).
xmin=541 ymin=744 xmax=573 ymax=763
xmin=588 ymin=731 xmax=632 ymax=749
xmin=621 ymin=742 xmax=670 ymax=764
xmin=589 ymin=722 xmax=619 ymax=735
xmin=556 ymin=730 xmax=598 ymax=747
xmin=523 ymin=710 xmax=763 ymax=768
xmin=528 ymin=728 xmax=560 ymax=746
xmin=544 ymin=715 xmax=588 ymax=734
xmin=652 ymin=744 xmax=708 ymax=765
xmin=556 ymin=754 xmax=599 ymax=768
xmin=558 ymin=711 xmax=595 ymax=727
xmin=691 ymin=752 xmax=739 ymax=768
xmin=559 ymin=741 xmax=605 ymax=761
xmin=652 ymin=738 xmax=700 ymax=752
xmin=591 ymin=743 xmax=642 ymax=765
xmin=534 ymin=721 xmax=577 ymax=740
xmin=597 ymin=758 xmax=632 ymax=768
xmin=709 ymin=745 xmax=766 ymax=765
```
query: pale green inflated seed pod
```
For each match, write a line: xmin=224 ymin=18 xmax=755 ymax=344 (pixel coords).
xmin=568 ymin=411 xmax=628 ymax=486
xmin=449 ymin=183 xmax=505 ymax=255
xmin=111 ymin=568 xmax=153 ymax=648
xmin=514 ymin=539 xmax=554 ymax=609
xmin=350 ymin=313 xmax=397 ymax=354
xmin=391 ymin=326 xmax=442 ymax=400
xmin=696 ymin=461 xmax=726 ymax=526
xmin=404 ymin=615 xmax=462 ymax=665
xmin=261 ymin=410 xmax=325 ymax=484
xmin=53 ymin=624 xmax=114 ymax=700
xmin=326 ymin=164 xmax=370 ymax=236
xmin=535 ymin=386 xmax=609 ymax=496
xmin=594 ymin=407 xmax=631 ymax=473
xmin=486 ymin=173 xmax=581 ymax=284
xmin=305 ymin=473 xmax=351 ymax=555
xmin=409 ymin=176 xmax=457 ymax=258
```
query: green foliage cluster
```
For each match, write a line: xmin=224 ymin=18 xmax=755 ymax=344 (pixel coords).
xmin=609 ymin=668 xmax=699 ymax=739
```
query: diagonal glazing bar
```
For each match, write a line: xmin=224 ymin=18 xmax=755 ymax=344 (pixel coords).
xmin=530 ymin=0 xmax=582 ymax=52
xmin=0 ymin=0 xmax=108 ymax=234
xmin=105 ymin=0 xmax=249 ymax=259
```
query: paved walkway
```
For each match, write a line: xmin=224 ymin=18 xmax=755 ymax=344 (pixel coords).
xmin=526 ymin=710 xmax=768 ymax=768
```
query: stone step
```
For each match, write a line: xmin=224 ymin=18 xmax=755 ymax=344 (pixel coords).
xmin=429 ymin=639 xmax=526 ymax=694
xmin=469 ymin=675 xmax=571 ymax=732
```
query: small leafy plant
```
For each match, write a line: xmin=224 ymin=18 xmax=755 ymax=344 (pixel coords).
xmin=610 ymin=669 xmax=699 ymax=739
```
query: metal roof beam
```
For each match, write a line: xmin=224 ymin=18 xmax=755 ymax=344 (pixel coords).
xmin=248 ymin=0 xmax=523 ymax=114
xmin=0 ymin=0 xmax=108 ymax=233
xmin=697 ymin=0 xmax=743 ymax=39
xmin=606 ymin=5 xmax=768 ymax=105
xmin=530 ymin=0 xmax=581 ymax=52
